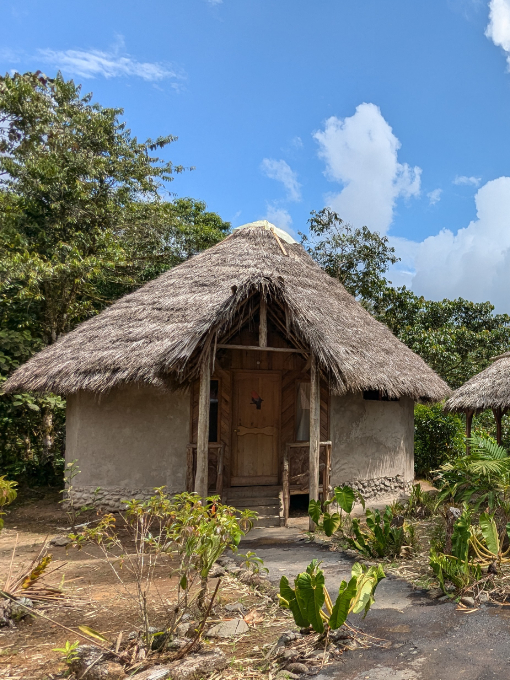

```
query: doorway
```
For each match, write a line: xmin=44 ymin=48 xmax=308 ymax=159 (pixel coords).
xmin=231 ymin=371 xmax=280 ymax=486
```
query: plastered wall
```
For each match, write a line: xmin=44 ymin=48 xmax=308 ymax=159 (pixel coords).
xmin=66 ymin=384 xmax=190 ymax=500
xmin=330 ymin=392 xmax=414 ymax=486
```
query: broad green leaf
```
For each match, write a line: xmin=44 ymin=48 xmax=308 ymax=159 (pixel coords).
xmin=329 ymin=576 xmax=358 ymax=629
xmin=279 ymin=575 xmax=310 ymax=628
xmin=479 ymin=513 xmax=500 ymax=555
xmin=322 ymin=512 xmax=341 ymax=537
xmin=308 ymin=499 xmax=322 ymax=525
xmin=451 ymin=511 xmax=471 ymax=562
xmin=295 ymin=568 xmax=325 ymax=633
xmin=334 ymin=486 xmax=355 ymax=514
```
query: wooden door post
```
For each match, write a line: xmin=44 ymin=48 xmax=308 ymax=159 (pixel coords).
xmin=309 ymin=354 xmax=320 ymax=532
xmin=195 ymin=350 xmax=211 ymax=499
xmin=259 ymin=296 xmax=267 ymax=348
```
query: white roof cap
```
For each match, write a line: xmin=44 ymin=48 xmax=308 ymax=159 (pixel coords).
xmin=234 ymin=220 xmax=297 ymax=244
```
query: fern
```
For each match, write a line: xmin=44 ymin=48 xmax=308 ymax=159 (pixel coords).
xmin=466 ymin=435 xmax=508 ymax=461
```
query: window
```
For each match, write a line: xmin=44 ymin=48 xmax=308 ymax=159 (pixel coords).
xmin=363 ymin=390 xmax=399 ymax=402
xmin=209 ymin=380 xmax=219 ymax=442
xmin=296 ymin=382 xmax=311 ymax=441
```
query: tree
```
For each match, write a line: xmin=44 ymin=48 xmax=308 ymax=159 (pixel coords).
xmin=373 ymin=287 xmax=510 ymax=389
xmin=0 ymin=71 xmax=230 ymax=482
xmin=300 ymin=207 xmax=399 ymax=302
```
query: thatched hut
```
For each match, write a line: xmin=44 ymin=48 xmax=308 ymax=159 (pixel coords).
xmin=3 ymin=221 xmax=449 ymax=525
xmin=445 ymin=352 xmax=510 ymax=444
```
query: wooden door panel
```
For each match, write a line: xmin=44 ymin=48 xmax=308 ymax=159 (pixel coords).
xmin=232 ymin=372 xmax=280 ymax=486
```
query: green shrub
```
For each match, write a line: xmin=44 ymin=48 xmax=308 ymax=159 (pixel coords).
xmin=414 ymin=403 xmax=465 ymax=477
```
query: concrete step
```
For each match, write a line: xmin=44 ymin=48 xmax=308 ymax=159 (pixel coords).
xmin=230 ymin=498 xmax=279 ymax=508
xmin=227 ymin=485 xmax=281 ymax=499
xmin=254 ymin=515 xmax=282 ymax=528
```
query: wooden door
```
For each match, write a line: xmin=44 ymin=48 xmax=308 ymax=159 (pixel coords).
xmin=231 ymin=371 xmax=281 ymax=486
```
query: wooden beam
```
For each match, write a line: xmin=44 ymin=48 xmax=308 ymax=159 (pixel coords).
xmin=465 ymin=410 xmax=473 ymax=454
xmin=195 ymin=351 xmax=211 ymax=499
xmin=309 ymin=354 xmax=320 ymax=532
xmin=217 ymin=344 xmax=307 ymax=354
xmin=493 ymin=407 xmax=503 ymax=445
xmin=259 ymin=297 xmax=267 ymax=348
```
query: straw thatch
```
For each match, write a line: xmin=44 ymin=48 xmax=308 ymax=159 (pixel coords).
xmin=445 ymin=352 xmax=510 ymax=413
xmin=3 ymin=221 xmax=449 ymax=401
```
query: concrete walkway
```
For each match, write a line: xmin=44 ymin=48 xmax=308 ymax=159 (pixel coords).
xmin=240 ymin=526 xmax=510 ymax=680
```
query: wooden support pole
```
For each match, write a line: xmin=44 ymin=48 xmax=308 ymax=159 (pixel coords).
xmin=283 ymin=444 xmax=290 ymax=527
xmin=322 ymin=443 xmax=332 ymax=505
xmin=195 ymin=351 xmax=211 ymax=500
xmin=216 ymin=443 xmax=225 ymax=501
xmin=493 ymin=407 xmax=503 ymax=445
xmin=466 ymin=410 xmax=473 ymax=454
xmin=259 ymin=296 xmax=267 ymax=348
xmin=309 ymin=354 xmax=320 ymax=532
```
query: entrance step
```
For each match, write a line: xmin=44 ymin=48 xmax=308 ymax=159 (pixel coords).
xmin=226 ymin=486 xmax=282 ymax=528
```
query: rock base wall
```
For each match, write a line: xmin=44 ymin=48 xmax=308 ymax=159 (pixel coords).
xmin=345 ymin=475 xmax=413 ymax=501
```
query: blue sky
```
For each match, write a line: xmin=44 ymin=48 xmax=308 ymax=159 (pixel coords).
xmin=2 ymin=0 xmax=510 ymax=309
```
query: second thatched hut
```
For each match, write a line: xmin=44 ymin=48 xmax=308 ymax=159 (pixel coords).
xmin=445 ymin=352 xmax=510 ymax=444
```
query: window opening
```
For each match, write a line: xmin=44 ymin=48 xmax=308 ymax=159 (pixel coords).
xmin=296 ymin=382 xmax=311 ymax=441
xmin=363 ymin=390 xmax=399 ymax=402
xmin=209 ymin=380 xmax=219 ymax=442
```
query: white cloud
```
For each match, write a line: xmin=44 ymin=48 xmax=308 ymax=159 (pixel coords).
xmin=260 ymin=158 xmax=302 ymax=202
xmin=394 ymin=177 xmax=510 ymax=311
xmin=206 ymin=0 xmax=223 ymax=4
xmin=428 ymin=188 xmax=442 ymax=205
xmin=453 ymin=175 xmax=481 ymax=186
xmin=486 ymin=0 xmax=510 ymax=66
xmin=38 ymin=44 xmax=183 ymax=82
xmin=313 ymin=103 xmax=421 ymax=234
xmin=264 ymin=204 xmax=294 ymax=234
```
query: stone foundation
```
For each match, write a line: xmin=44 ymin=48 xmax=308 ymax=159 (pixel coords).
xmin=344 ymin=475 xmax=414 ymax=501
xmin=67 ymin=486 xmax=160 ymax=512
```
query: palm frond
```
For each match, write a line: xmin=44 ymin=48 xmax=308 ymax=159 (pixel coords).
xmin=466 ymin=435 xmax=509 ymax=461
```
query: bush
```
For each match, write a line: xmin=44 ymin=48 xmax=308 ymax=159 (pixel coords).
xmin=414 ymin=403 xmax=465 ymax=477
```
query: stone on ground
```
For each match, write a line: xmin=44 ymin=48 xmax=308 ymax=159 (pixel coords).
xmin=169 ymin=648 xmax=227 ymax=680
xmin=206 ymin=618 xmax=249 ymax=637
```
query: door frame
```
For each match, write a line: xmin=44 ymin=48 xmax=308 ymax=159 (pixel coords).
xmin=231 ymin=369 xmax=282 ymax=486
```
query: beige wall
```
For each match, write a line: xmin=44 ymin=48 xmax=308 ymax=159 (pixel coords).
xmin=66 ymin=385 xmax=190 ymax=498
xmin=330 ymin=393 xmax=414 ymax=485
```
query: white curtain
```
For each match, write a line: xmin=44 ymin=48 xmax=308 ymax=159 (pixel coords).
xmin=296 ymin=382 xmax=310 ymax=441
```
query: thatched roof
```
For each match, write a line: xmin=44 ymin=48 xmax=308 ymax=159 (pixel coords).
xmin=445 ymin=352 xmax=510 ymax=413
xmin=3 ymin=221 xmax=449 ymax=400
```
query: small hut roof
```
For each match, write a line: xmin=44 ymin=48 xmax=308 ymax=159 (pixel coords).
xmin=3 ymin=222 xmax=450 ymax=400
xmin=445 ymin=353 xmax=510 ymax=413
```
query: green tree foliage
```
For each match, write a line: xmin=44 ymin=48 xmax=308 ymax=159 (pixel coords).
xmin=414 ymin=403 xmax=465 ymax=478
xmin=0 ymin=71 xmax=230 ymax=483
xmin=300 ymin=207 xmax=399 ymax=301
xmin=374 ymin=287 xmax=510 ymax=389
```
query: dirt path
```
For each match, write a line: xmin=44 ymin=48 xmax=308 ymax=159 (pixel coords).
xmin=240 ymin=526 xmax=510 ymax=680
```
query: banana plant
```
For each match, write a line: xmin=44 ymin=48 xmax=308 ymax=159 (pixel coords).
xmin=469 ymin=512 xmax=510 ymax=567
xmin=308 ymin=485 xmax=365 ymax=537
xmin=278 ymin=559 xmax=385 ymax=633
